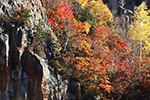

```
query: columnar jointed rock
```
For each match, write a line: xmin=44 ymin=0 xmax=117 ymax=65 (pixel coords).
xmin=0 ymin=0 xmax=80 ymax=100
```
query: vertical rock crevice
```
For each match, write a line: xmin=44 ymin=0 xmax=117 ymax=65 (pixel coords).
xmin=0 ymin=0 xmax=80 ymax=99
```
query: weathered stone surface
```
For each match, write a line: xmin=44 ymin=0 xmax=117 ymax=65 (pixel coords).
xmin=0 ymin=34 xmax=8 ymax=100
xmin=36 ymin=54 xmax=69 ymax=100
xmin=0 ymin=0 xmax=80 ymax=99
xmin=68 ymin=80 xmax=80 ymax=100
xmin=21 ymin=49 xmax=43 ymax=100
xmin=103 ymin=0 xmax=150 ymax=16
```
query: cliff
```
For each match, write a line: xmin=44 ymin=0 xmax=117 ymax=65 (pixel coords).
xmin=0 ymin=0 xmax=79 ymax=100
xmin=103 ymin=0 xmax=150 ymax=16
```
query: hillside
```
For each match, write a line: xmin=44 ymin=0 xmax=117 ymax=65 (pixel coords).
xmin=0 ymin=0 xmax=150 ymax=100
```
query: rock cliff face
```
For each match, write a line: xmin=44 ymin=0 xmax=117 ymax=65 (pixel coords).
xmin=0 ymin=0 xmax=79 ymax=100
xmin=103 ymin=0 xmax=150 ymax=16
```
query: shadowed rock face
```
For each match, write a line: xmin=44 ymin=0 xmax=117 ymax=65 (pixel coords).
xmin=103 ymin=0 xmax=150 ymax=16
xmin=0 ymin=0 xmax=80 ymax=100
xmin=0 ymin=36 xmax=7 ymax=100
xmin=21 ymin=49 xmax=43 ymax=100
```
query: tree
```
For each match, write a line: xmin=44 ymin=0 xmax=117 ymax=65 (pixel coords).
xmin=42 ymin=0 xmax=150 ymax=99
xmin=88 ymin=0 xmax=113 ymax=26
xmin=69 ymin=0 xmax=113 ymax=26
xmin=69 ymin=24 xmax=132 ymax=99
xmin=128 ymin=2 xmax=150 ymax=77
xmin=45 ymin=1 xmax=74 ymax=51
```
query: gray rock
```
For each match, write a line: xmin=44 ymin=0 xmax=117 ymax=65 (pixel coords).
xmin=0 ymin=0 xmax=80 ymax=99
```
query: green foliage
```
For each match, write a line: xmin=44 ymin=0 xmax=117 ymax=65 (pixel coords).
xmin=0 ymin=7 xmax=31 ymax=27
xmin=71 ymin=1 xmax=94 ymax=23
xmin=31 ymin=20 xmax=48 ymax=55
xmin=13 ymin=7 xmax=31 ymax=25
xmin=33 ymin=20 xmax=47 ymax=46
xmin=106 ymin=20 xmax=112 ymax=28
xmin=79 ymin=7 xmax=94 ymax=23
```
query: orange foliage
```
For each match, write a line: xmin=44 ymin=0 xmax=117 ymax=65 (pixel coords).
xmin=46 ymin=1 xmax=74 ymax=29
xmin=70 ymin=25 xmax=130 ymax=95
xmin=43 ymin=0 xmax=150 ymax=99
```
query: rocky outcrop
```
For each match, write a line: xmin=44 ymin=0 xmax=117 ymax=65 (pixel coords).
xmin=0 ymin=0 xmax=79 ymax=100
xmin=103 ymin=0 xmax=150 ymax=16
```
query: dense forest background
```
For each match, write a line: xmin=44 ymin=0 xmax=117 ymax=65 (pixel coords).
xmin=35 ymin=0 xmax=150 ymax=99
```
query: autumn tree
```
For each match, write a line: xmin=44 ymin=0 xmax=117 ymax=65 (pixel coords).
xmin=128 ymin=2 xmax=150 ymax=77
xmin=68 ymin=0 xmax=113 ymax=26
xmin=67 ymin=23 xmax=132 ymax=99
xmin=109 ymin=2 xmax=150 ymax=99
xmin=44 ymin=1 xmax=75 ymax=52
xmin=88 ymin=0 xmax=113 ymax=26
xmin=42 ymin=0 xmax=150 ymax=99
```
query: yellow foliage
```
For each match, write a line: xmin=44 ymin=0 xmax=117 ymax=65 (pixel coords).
xmin=83 ymin=22 xmax=91 ymax=34
xmin=88 ymin=0 xmax=113 ymax=25
xmin=128 ymin=2 xmax=150 ymax=54
xmin=75 ymin=0 xmax=88 ymax=8
xmin=72 ymin=18 xmax=78 ymax=24
xmin=71 ymin=0 xmax=113 ymax=25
